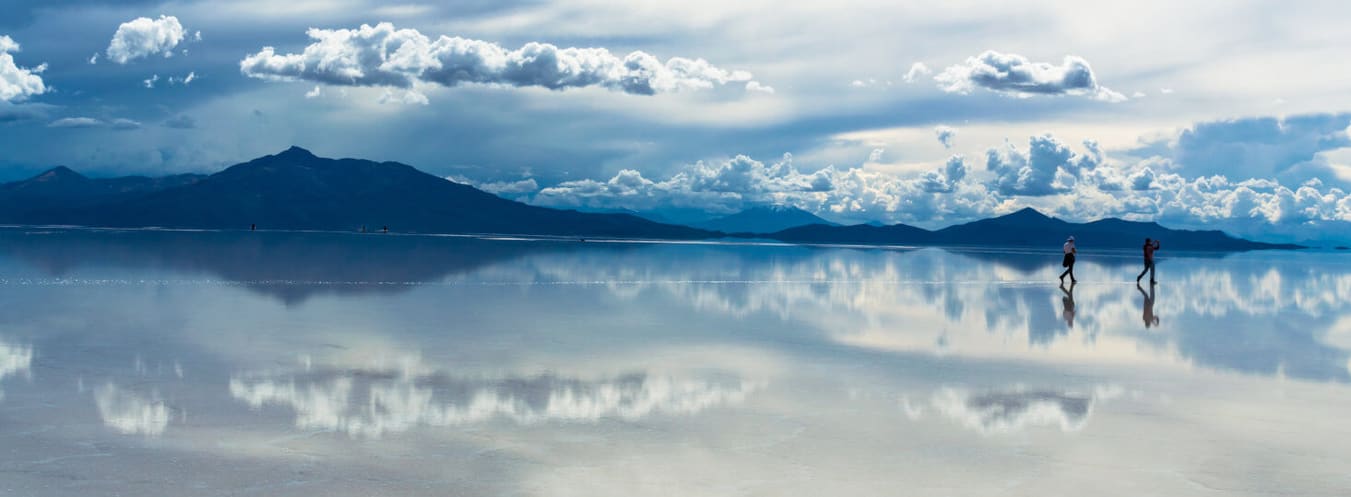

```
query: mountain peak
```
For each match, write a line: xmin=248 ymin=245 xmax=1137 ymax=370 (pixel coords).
xmin=275 ymin=146 xmax=316 ymax=159
xmin=1002 ymin=207 xmax=1051 ymax=220
xmin=33 ymin=166 xmax=88 ymax=182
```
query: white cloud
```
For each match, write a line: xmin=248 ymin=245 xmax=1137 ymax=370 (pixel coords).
xmin=305 ymin=85 xmax=322 ymax=98
xmin=48 ymin=117 xmax=141 ymax=130
xmin=449 ymin=176 xmax=540 ymax=196
xmin=903 ymin=62 xmax=931 ymax=83
xmin=106 ymin=15 xmax=188 ymax=64
xmin=168 ymin=71 xmax=196 ymax=85
xmin=240 ymin=22 xmax=762 ymax=98
xmin=143 ymin=74 xmax=159 ymax=88
xmin=935 ymin=50 xmax=1125 ymax=102
xmin=378 ymin=88 xmax=429 ymax=105
xmin=0 ymin=36 xmax=47 ymax=103
xmin=935 ymin=125 xmax=957 ymax=149
xmin=745 ymin=81 xmax=775 ymax=94
xmin=48 ymin=117 xmax=103 ymax=128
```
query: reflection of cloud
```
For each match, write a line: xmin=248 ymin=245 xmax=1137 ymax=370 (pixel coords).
xmin=0 ymin=339 xmax=33 ymax=401
xmin=230 ymin=368 xmax=759 ymax=438
xmin=93 ymin=382 xmax=170 ymax=436
xmin=930 ymin=388 xmax=1095 ymax=433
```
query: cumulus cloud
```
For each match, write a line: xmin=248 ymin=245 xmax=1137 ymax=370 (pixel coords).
xmin=935 ymin=125 xmax=957 ymax=148
xmin=142 ymin=74 xmax=159 ymax=88
xmin=903 ymin=62 xmax=931 ymax=83
xmin=935 ymin=50 xmax=1125 ymax=102
xmin=534 ymin=152 xmax=995 ymax=226
xmin=0 ymin=35 xmax=47 ymax=102
xmin=985 ymin=134 xmax=1103 ymax=196
xmin=106 ymin=15 xmax=187 ymax=64
xmin=240 ymin=22 xmax=761 ymax=98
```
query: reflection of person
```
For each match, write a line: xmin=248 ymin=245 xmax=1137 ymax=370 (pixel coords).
xmin=1060 ymin=281 xmax=1076 ymax=328
xmin=1059 ymin=236 xmax=1077 ymax=284
xmin=1137 ymin=283 xmax=1160 ymax=328
xmin=1136 ymin=238 xmax=1161 ymax=285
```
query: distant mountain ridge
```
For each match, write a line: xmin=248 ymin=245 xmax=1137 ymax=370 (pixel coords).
xmin=2 ymin=147 xmax=711 ymax=239
xmin=694 ymin=205 xmax=837 ymax=233
xmin=0 ymin=148 xmax=1298 ymax=251
xmin=0 ymin=166 xmax=204 ymax=222
xmin=768 ymin=207 xmax=1298 ymax=250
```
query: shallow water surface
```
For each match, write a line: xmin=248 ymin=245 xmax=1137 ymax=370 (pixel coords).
xmin=0 ymin=228 xmax=1348 ymax=496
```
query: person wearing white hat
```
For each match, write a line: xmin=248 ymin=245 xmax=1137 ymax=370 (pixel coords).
xmin=1059 ymin=235 xmax=1077 ymax=284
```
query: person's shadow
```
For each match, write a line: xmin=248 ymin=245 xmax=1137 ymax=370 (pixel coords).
xmin=1059 ymin=281 xmax=1076 ymax=329
xmin=1137 ymin=283 xmax=1160 ymax=328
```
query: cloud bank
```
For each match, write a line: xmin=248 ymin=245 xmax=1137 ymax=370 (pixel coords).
xmin=0 ymin=36 xmax=47 ymax=102
xmin=240 ymin=22 xmax=761 ymax=97
xmin=106 ymin=15 xmax=187 ymax=64
xmin=935 ymin=51 xmax=1125 ymax=102
xmin=498 ymin=113 xmax=1351 ymax=240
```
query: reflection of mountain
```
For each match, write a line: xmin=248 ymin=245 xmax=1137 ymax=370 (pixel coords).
xmin=929 ymin=388 xmax=1099 ymax=433
xmin=0 ymin=228 xmax=598 ymax=304
xmin=0 ymin=339 xmax=32 ymax=402
xmin=230 ymin=365 xmax=758 ymax=438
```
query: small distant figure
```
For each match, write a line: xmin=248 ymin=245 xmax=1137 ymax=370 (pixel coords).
xmin=1059 ymin=235 xmax=1077 ymax=284
xmin=381 ymin=225 xmax=388 ymax=233
xmin=1060 ymin=281 xmax=1077 ymax=328
xmin=1137 ymin=282 xmax=1160 ymax=328
xmin=361 ymin=225 xmax=367 ymax=233
xmin=1136 ymin=237 xmax=1161 ymax=285
xmin=250 ymin=223 xmax=256 ymax=231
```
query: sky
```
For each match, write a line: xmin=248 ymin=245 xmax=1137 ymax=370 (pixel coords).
xmin=2 ymin=0 xmax=1351 ymax=239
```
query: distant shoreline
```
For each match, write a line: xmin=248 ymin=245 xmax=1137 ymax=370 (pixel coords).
xmin=0 ymin=224 xmax=1316 ymax=253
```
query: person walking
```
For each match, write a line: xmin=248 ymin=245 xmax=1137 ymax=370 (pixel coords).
xmin=1137 ymin=237 xmax=1161 ymax=285
xmin=1059 ymin=235 xmax=1077 ymax=284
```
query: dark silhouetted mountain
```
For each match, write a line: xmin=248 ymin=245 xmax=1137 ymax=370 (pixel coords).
xmin=14 ymin=147 xmax=712 ymax=239
xmin=764 ymin=207 xmax=1298 ymax=250
xmin=694 ymin=205 xmax=837 ymax=233
xmin=0 ymin=166 xmax=203 ymax=222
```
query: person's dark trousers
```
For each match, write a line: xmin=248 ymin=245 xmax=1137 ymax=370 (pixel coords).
xmin=1060 ymin=260 xmax=1075 ymax=282
xmin=1137 ymin=260 xmax=1155 ymax=283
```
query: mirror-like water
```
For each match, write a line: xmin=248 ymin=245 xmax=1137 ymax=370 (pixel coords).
xmin=0 ymin=228 xmax=1348 ymax=496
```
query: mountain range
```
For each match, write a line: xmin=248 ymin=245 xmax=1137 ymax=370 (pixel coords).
xmin=0 ymin=147 xmax=1299 ymax=250
xmin=693 ymin=205 xmax=837 ymax=233
xmin=767 ymin=207 xmax=1299 ymax=250
xmin=0 ymin=147 xmax=711 ymax=239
